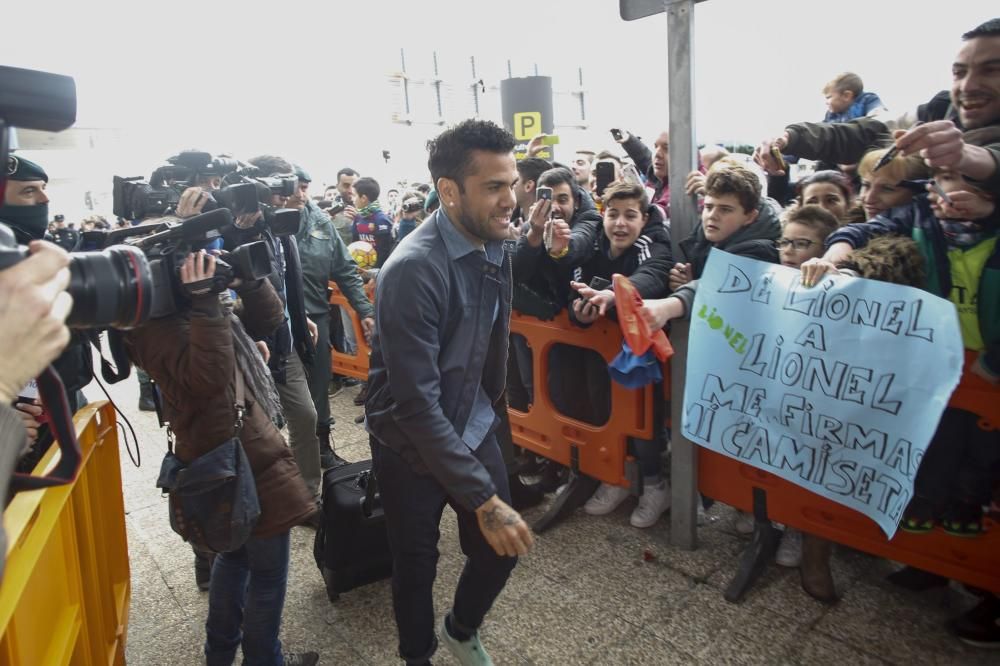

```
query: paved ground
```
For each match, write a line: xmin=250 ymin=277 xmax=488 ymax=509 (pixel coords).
xmin=99 ymin=374 xmax=994 ymax=665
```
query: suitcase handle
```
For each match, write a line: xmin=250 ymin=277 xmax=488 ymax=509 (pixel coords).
xmin=357 ymin=469 xmax=383 ymax=521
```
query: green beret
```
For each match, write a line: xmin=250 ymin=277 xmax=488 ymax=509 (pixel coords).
xmin=294 ymin=165 xmax=312 ymax=183
xmin=6 ymin=155 xmax=48 ymax=182
xmin=424 ymin=189 xmax=439 ymax=212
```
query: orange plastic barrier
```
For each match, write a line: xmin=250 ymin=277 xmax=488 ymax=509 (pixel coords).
xmin=508 ymin=311 xmax=659 ymax=488
xmin=328 ymin=282 xmax=372 ymax=381
xmin=0 ymin=402 xmax=130 ymax=665
xmin=699 ymin=350 xmax=1000 ymax=594
xmin=328 ymin=283 xmax=663 ymax=488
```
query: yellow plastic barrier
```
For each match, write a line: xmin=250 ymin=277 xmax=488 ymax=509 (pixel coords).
xmin=0 ymin=402 xmax=129 ymax=666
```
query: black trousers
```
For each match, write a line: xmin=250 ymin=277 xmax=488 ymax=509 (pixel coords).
xmin=373 ymin=435 xmax=517 ymax=665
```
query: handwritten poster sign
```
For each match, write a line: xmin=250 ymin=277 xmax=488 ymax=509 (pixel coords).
xmin=683 ymin=250 xmax=963 ymax=538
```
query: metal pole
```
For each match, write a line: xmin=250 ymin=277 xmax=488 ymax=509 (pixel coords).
xmin=400 ymin=48 xmax=411 ymax=116
xmin=578 ymin=67 xmax=586 ymax=121
xmin=667 ymin=0 xmax=699 ymax=551
xmin=433 ymin=51 xmax=443 ymax=119
xmin=471 ymin=56 xmax=480 ymax=116
xmin=507 ymin=60 xmax=513 ymax=78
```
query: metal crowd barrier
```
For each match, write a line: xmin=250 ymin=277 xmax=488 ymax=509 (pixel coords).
xmin=0 ymin=401 xmax=129 ymax=665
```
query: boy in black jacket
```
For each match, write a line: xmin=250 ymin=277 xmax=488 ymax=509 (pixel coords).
xmin=565 ymin=181 xmax=674 ymax=528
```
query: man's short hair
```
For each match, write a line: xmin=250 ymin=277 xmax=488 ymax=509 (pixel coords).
xmin=337 ymin=167 xmax=359 ymax=181
xmin=963 ymin=18 xmax=1000 ymax=40
xmin=705 ymin=163 xmax=762 ymax=213
xmin=354 ymin=176 xmax=380 ymax=202
xmin=602 ymin=181 xmax=649 ymax=212
xmin=516 ymin=157 xmax=553 ymax=185
xmin=595 ymin=150 xmax=623 ymax=166
xmin=784 ymin=204 xmax=840 ymax=239
xmin=249 ymin=155 xmax=294 ymax=176
xmin=537 ymin=166 xmax=575 ymax=189
xmin=574 ymin=149 xmax=596 ymax=163
xmin=823 ymin=72 xmax=863 ymax=97
xmin=426 ymin=119 xmax=515 ymax=191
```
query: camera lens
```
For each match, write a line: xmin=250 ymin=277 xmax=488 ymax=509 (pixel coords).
xmin=67 ymin=245 xmax=154 ymax=329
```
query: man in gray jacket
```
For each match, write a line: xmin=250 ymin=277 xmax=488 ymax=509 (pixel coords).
xmin=365 ymin=119 xmax=534 ymax=666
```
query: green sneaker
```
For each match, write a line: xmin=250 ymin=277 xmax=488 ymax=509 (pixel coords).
xmin=439 ymin=615 xmax=493 ymax=666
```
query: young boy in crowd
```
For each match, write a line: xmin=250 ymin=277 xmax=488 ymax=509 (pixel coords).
xmin=822 ymin=72 xmax=887 ymax=123
xmin=668 ymin=160 xmax=781 ymax=293
xmin=564 ymin=181 xmax=673 ymax=528
xmin=350 ymin=176 xmax=395 ymax=268
xmin=779 ymin=204 xmax=841 ymax=269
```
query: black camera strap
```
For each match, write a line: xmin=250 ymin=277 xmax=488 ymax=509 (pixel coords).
xmin=11 ymin=366 xmax=82 ymax=491
xmin=88 ymin=329 xmax=132 ymax=384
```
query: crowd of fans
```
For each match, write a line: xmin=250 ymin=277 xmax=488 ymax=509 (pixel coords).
xmin=3 ymin=15 xmax=999 ymax=664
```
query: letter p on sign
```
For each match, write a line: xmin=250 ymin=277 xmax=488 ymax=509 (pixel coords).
xmin=514 ymin=112 xmax=541 ymax=140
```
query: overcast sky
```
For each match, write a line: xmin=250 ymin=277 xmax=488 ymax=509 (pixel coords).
xmin=1 ymin=0 xmax=995 ymax=211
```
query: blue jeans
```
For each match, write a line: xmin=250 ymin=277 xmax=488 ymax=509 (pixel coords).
xmin=204 ymin=531 xmax=291 ymax=666
xmin=373 ymin=435 xmax=517 ymax=665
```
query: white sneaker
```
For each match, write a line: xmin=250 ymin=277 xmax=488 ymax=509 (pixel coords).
xmin=582 ymin=483 xmax=630 ymax=515
xmin=630 ymin=481 xmax=671 ymax=528
xmin=775 ymin=527 xmax=803 ymax=568
xmin=439 ymin=615 xmax=493 ymax=666
xmin=734 ymin=510 xmax=755 ymax=535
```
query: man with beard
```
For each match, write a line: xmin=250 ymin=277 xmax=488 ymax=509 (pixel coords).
xmin=513 ymin=166 xmax=608 ymax=429
xmin=616 ymin=129 xmax=672 ymax=218
xmin=365 ymin=119 xmax=533 ymax=666
xmin=753 ymin=19 xmax=1000 ymax=648
xmin=754 ymin=19 xmax=1000 ymax=200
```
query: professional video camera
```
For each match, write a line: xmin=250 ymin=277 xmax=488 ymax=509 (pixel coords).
xmin=112 ymin=150 xmax=243 ymax=221
xmin=86 ymin=208 xmax=274 ymax=320
xmin=401 ymin=197 xmax=423 ymax=215
xmin=216 ymin=165 xmax=301 ymax=236
xmin=111 ymin=151 xmax=302 ymax=250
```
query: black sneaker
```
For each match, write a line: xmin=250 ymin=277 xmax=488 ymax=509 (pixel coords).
xmin=283 ymin=652 xmax=319 ymax=666
xmin=342 ymin=377 xmax=362 ymax=387
xmin=950 ymin=595 xmax=1000 ymax=649
xmin=353 ymin=383 xmax=369 ymax=406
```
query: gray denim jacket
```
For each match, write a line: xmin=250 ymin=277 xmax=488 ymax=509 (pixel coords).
xmin=365 ymin=210 xmax=512 ymax=510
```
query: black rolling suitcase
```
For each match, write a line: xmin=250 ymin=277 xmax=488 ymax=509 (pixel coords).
xmin=312 ymin=460 xmax=393 ymax=601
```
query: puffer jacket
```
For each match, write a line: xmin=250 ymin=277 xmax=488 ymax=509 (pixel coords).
xmin=125 ymin=279 xmax=315 ymax=538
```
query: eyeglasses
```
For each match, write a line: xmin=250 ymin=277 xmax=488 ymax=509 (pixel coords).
xmin=777 ymin=238 xmax=816 ymax=250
